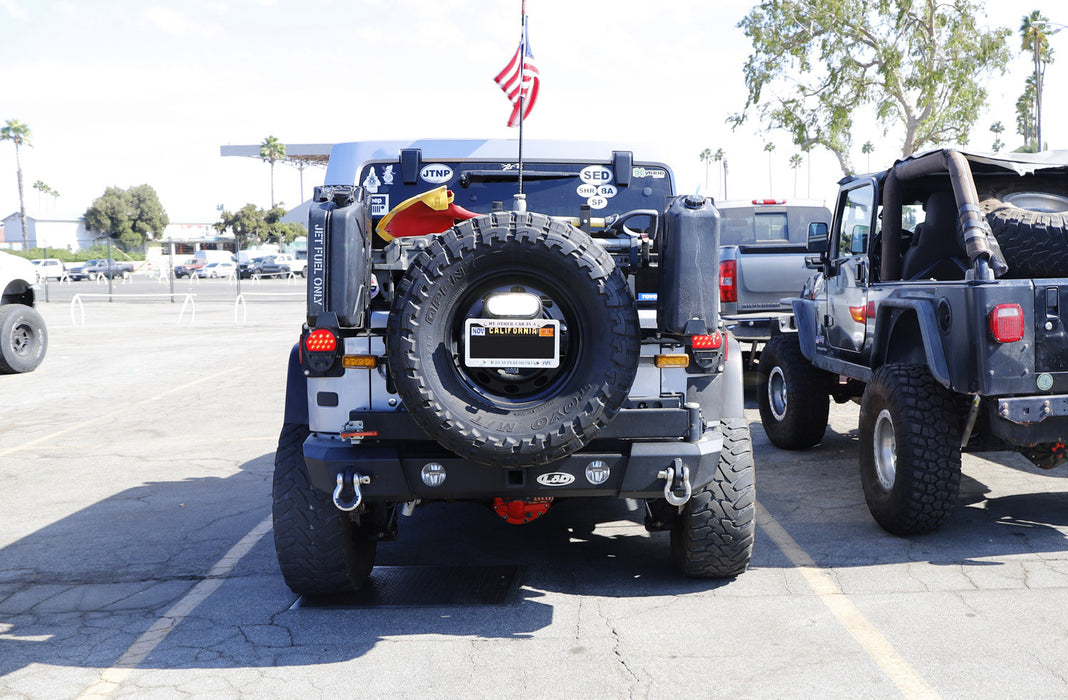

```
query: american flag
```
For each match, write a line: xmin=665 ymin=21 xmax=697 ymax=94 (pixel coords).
xmin=494 ymin=12 xmax=540 ymax=128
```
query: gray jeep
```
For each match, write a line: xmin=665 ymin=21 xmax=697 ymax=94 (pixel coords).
xmin=273 ymin=139 xmax=754 ymax=594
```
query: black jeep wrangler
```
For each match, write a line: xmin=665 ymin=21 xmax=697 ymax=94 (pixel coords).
xmin=759 ymin=149 xmax=1068 ymax=535
xmin=272 ymin=139 xmax=754 ymax=594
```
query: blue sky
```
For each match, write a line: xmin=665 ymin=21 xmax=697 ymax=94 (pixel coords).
xmin=1 ymin=0 xmax=1065 ymax=227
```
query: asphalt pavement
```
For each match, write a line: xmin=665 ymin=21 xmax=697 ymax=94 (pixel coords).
xmin=1 ymin=288 xmax=1067 ymax=698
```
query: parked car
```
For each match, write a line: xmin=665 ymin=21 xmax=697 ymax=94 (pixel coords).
xmin=0 ymin=251 xmax=47 ymax=373
xmin=85 ymin=259 xmax=134 ymax=279
xmin=173 ymin=258 xmax=205 ymax=279
xmin=68 ymin=259 xmax=102 ymax=281
xmin=31 ymin=258 xmax=67 ymax=281
xmin=255 ymin=254 xmax=306 ymax=278
xmin=196 ymin=261 xmax=237 ymax=278
xmin=239 ymin=256 xmax=268 ymax=279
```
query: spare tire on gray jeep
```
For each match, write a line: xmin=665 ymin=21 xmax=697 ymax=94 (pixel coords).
xmin=386 ymin=211 xmax=640 ymax=468
xmin=979 ymin=179 xmax=1068 ymax=278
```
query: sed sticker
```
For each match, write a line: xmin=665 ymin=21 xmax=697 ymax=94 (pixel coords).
xmin=579 ymin=165 xmax=613 ymax=185
xmin=420 ymin=163 xmax=454 ymax=184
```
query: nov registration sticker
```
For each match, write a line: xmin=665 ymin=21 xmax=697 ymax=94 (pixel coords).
xmin=464 ymin=318 xmax=560 ymax=368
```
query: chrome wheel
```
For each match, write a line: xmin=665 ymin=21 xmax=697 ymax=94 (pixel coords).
xmin=767 ymin=365 xmax=788 ymax=421
xmin=873 ymin=408 xmax=897 ymax=490
xmin=1003 ymin=191 xmax=1068 ymax=213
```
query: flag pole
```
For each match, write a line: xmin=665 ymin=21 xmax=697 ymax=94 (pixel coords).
xmin=517 ymin=0 xmax=527 ymax=199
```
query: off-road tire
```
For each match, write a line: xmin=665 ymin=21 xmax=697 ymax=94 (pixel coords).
xmin=387 ymin=212 xmax=640 ymax=468
xmin=758 ymin=333 xmax=831 ymax=449
xmin=858 ymin=364 xmax=961 ymax=535
xmin=272 ymin=423 xmax=376 ymax=595
xmin=0 ymin=303 xmax=47 ymax=374
xmin=979 ymin=179 xmax=1068 ymax=278
xmin=670 ymin=418 xmax=755 ymax=578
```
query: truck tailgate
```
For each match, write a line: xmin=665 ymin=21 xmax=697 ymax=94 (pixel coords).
xmin=735 ymin=244 xmax=810 ymax=311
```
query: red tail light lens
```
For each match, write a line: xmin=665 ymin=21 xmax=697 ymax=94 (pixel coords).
xmin=988 ymin=304 xmax=1025 ymax=343
xmin=692 ymin=332 xmax=723 ymax=350
xmin=719 ymin=260 xmax=737 ymax=303
xmin=305 ymin=328 xmax=338 ymax=352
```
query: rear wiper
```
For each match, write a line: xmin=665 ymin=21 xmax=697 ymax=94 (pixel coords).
xmin=458 ymin=170 xmax=578 ymax=187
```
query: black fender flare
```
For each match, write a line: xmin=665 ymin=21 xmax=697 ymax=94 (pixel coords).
xmin=788 ymin=298 xmax=820 ymax=362
xmin=283 ymin=343 xmax=309 ymax=425
xmin=871 ymin=298 xmax=951 ymax=387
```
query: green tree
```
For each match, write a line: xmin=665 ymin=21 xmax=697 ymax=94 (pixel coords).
xmin=260 ymin=135 xmax=286 ymax=208
xmin=990 ymin=121 xmax=1005 ymax=152
xmin=712 ymin=148 xmax=725 ymax=199
xmin=764 ymin=142 xmax=776 ymax=194
xmin=216 ymin=202 xmax=304 ymax=248
xmin=32 ymin=180 xmax=59 ymax=209
xmin=733 ymin=1 xmax=1011 ymax=175
xmin=699 ymin=148 xmax=713 ymax=192
xmin=861 ymin=141 xmax=875 ymax=172
xmin=789 ymin=153 xmax=803 ymax=197
xmin=1016 ymin=74 xmax=1037 ymax=150
xmin=1 ymin=119 xmax=32 ymax=249
xmin=1020 ymin=11 xmax=1057 ymax=151
xmin=84 ymin=184 xmax=169 ymax=250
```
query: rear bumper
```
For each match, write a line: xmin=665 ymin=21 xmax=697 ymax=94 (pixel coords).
xmin=302 ymin=430 xmax=724 ymax=502
xmin=990 ymin=395 xmax=1068 ymax=445
xmin=724 ymin=312 xmax=795 ymax=342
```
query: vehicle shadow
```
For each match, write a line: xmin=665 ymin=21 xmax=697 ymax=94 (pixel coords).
xmin=0 ymin=451 xmax=728 ymax=678
xmin=748 ymin=416 xmax=1068 ymax=569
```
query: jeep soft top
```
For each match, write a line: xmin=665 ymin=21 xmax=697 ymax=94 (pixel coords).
xmin=272 ymin=139 xmax=755 ymax=594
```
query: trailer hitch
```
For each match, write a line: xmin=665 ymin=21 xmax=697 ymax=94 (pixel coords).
xmin=658 ymin=459 xmax=692 ymax=507
xmin=333 ymin=471 xmax=371 ymax=512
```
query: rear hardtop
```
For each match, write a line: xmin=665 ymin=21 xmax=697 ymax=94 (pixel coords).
xmin=323 ymin=139 xmax=675 ymax=229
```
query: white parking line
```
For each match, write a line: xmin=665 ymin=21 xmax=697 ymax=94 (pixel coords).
xmin=0 ymin=368 xmax=244 ymax=458
xmin=756 ymin=502 xmax=940 ymax=700
xmin=77 ymin=514 xmax=274 ymax=699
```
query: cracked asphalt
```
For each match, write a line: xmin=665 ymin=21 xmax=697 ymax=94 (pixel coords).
xmin=2 ymin=285 xmax=1068 ymax=698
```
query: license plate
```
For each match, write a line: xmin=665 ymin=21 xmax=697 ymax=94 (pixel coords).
xmin=464 ymin=318 xmax=560 ymax=368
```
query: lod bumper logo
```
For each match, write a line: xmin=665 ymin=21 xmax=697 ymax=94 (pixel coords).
xmin=420 ymin=164 xmax=454 ymax=184
xmin=536 ymin=472 xmax=575 ymax=486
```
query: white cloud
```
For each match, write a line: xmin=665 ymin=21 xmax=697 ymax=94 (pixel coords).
xmin=142 ymin=6 xmax=222 ymax=38
xmin=0 ymin=0 xmax=28 ymax=20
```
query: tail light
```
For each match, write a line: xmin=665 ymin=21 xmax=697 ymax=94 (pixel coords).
xmin=719 ymin=260 xmax=737 ymax=303
xmin=304 ymin=328 xmax=339 ymax=373
xmin=988 ymin=304 xmax=1025 ymax=343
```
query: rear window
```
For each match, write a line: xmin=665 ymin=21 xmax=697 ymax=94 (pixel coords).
xmin=719 ymin=205 xmax=831 ymax=246
xmin=358 ymin=160 xmax=674 ymax=232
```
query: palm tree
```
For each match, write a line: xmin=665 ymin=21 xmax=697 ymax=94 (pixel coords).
xmin=260 ymin=135 xmax=286 ymax=208
xmin=713 ymin=148 xmax=725 ymax=199
xmin=1 ymin=119 xmax=32 ymax=249
xmin=789 ymin=154 xmax=803 ymax=197
xmin=698 ymin=148 xmax=712 ymax=193
xmin=763 ymin=142 xmax=776 ymax=194
xmin=1021 ymin=12 xmax=1058 ymax=150
xmin=990 ymin=121 xmax=1005 ymax=152
xmin=861 ymin=141 xmax=875 ymax=172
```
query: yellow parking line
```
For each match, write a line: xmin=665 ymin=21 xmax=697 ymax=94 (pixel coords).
xmin=0 ymin=367 xmax=244 ymax=458
xmin=756 ymin=502 xmax=940 ymax=699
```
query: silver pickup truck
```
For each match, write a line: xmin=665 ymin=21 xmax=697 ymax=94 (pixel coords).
xmin=716 ymin=199 xmax=831 ymax=354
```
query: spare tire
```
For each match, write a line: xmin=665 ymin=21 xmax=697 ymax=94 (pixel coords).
xmin=978 ymin=179 xmax=1068 ymax=278
xmin=386 ymin=212 xmax=640 ymax=468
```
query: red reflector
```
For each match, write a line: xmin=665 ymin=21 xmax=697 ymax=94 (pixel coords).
xmin=692 ymin=332 xmax=723 ymax=350
xmin=988 ymin=304 xmax=1025 ymax=343
xmin=719 ymin=260 xmax=737 ymax=303
xmin=305 ymin=328 xmax=338 ymax=353
xmin=752 ymin=199 xmax=786 ymax=205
